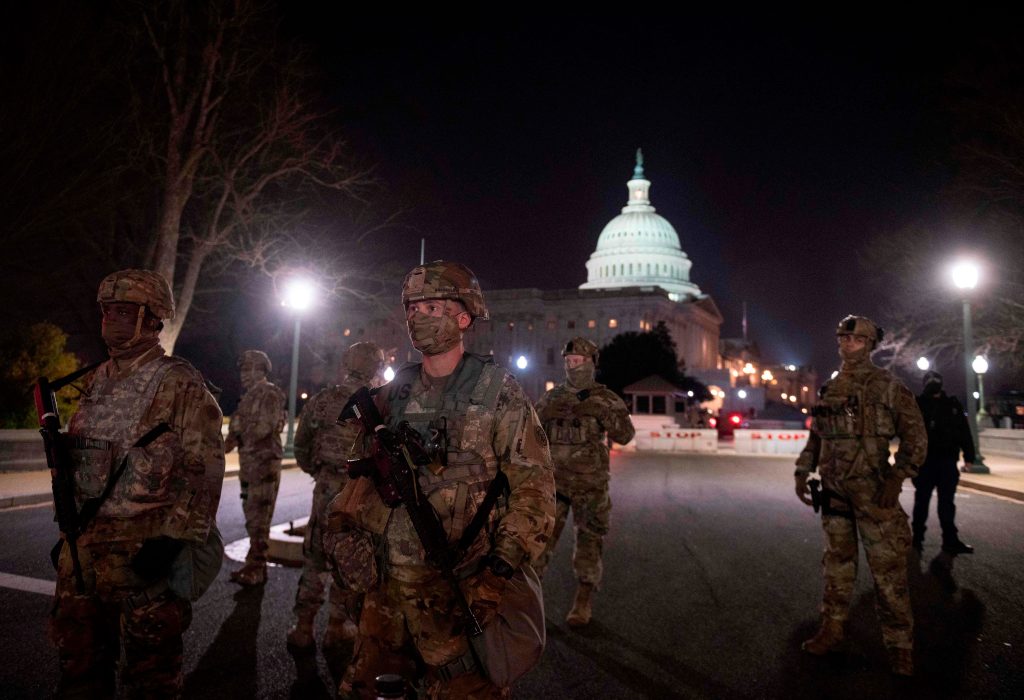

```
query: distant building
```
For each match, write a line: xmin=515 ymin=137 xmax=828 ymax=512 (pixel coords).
xmin=313 ymin=151 xmax=724 ymax=400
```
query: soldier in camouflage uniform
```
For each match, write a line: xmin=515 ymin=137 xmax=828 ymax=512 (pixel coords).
xmin=50 ymin=269 xmax=225 ymax=698
xmin=225 ymin=350 xmax=287 ymax=586
xmin=287 ymin=341 xmax=386 ymax=654
xmin=323 ymin=261 xmax=555 ymax=699
xmin=534 ymin=337 xmax=635 ymax=628
xmin=795 ymin=315 xmax=927 ymax=677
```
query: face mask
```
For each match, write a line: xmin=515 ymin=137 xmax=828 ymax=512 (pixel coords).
xmin=407 ymin=311 xmax=462 ymax=356
xmin=240 ymin=369 xmax=264 ymax=390
xmin=838 ymin=337 xmax=871 ymax=364
xmin=566 ymin=362 xmax=596 ymax=388
xmin=102 ymin=305 xmax=159 ymax=358
xmin=924 ymin=381 xmax=942 ymax=395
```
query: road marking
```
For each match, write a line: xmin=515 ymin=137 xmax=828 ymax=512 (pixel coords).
xmin=0 ymin=572 xmax=56 ymax=596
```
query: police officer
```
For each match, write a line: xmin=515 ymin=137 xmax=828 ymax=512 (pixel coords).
xmin=794 ymin=315 xmax=927 ymax=677
xmin=912 ymin=370 xmax=975 ymax=554
xmin=534 ymin=337 xmax=635 ymax=628
xmin=225 ymin=350 xmax=287 ymax=586
xmin=51 ymin=269 xmax=225 ymax=697
xmin=287 ymin=342 xmax=385 ymax=655
xmin=323 ymin=261 xmax=555 ymax=699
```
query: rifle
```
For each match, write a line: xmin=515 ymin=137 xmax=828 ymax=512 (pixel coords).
xmin=339 ymin=386 xmax=489 ymax=672
xmin=33 ymin=362 xmax=101 ymax=592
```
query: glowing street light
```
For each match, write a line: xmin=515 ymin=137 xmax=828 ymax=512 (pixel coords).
xmin=737 ymin=389 xmax=747 ymax=399
xmin=280 ymin=276 xmax=316 ymax=457
xmin=383 ymin=366 xmax=396 ymax=383
xmin=973 ymin=355 xmax=990 ymax=425
xmin=952 ymin=258 xmax=988 ymax=472
xmin=516 ymin=355 xmax=528 ymax=370
xmin=916 ymin=357 xmax=930 ymax=371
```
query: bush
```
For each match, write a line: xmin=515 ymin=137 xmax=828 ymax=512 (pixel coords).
xmin=0 ymin=323 xmax=82 ymax=428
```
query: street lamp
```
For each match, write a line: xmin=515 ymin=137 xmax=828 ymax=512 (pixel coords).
xmin=973 ymin=355 xmax=990 ymax=426
xmin=516 ymin=355 xmax=528 ymax=370
xmin=916 ymin=357 xmax=930 ymax=371
xmin=383 ymin=366 xmax=396 ymax=383
xmin=281 ymin=277 xmax=316 ymax=457
xmin=952 ymin=259 xmax=988 ymax=472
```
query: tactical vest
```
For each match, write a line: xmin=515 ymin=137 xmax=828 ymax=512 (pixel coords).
xmin=66 ymin=355 xmax=187 ymax=517
xmin=541 ymin=385 xmax=607 ymax=474
xmin=309 ymin=384 xmax=362 ymax=474
xmin=234 ymin=381 xmax=285 ymax=459
xmin=812 ymin=373 xmax=898 ymax=440
xmin=382 ymin=354 xmax=507 ymax=571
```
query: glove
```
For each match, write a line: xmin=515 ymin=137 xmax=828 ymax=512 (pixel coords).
xmin=131 ymin=537 xmax=185 ymax=582
xmin=795 ymin=474 xmax=814 ymax=506
xmin=876 ymin=477 xmax=903 ymax=508
xmin=465 ymin=563 xmax=510 ymax=627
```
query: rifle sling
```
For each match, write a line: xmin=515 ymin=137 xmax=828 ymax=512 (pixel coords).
xmin=77 ymin=422 xmax=172 ymax=533
xmin=455 ymin=470 xmax=510 ymax=557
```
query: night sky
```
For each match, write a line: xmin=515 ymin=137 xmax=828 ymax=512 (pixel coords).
xmin=274 ymin=8 xmax=1014 ymax=377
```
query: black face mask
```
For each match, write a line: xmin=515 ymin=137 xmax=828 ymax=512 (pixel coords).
xmin=924 ymin=381 xmax=942 ymax=396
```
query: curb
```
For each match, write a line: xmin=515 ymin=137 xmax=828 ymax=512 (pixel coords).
xmin=959 ymin=478 xmax=1024 ymax=503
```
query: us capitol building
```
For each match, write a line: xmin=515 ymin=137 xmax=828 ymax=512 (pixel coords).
xmin=320 ymin=152 xmax=724 ymax=401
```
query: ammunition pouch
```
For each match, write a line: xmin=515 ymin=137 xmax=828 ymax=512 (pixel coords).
xmin=65 ymin=435 xmax=114 ymax=507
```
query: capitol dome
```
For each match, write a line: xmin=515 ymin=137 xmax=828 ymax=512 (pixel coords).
xmin=579 ymin=150 xmax=702 ymax=301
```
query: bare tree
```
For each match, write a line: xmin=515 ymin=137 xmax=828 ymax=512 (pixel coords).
xmin=134 ymin=0 xmax=372 ymax=350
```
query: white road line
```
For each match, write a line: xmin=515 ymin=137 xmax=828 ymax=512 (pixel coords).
xmin=0 ymin=572 xmax=56 ymax=596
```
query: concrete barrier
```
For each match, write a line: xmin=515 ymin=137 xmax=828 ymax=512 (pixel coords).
xmin=734 ymin=429 xmax=810 ymax=455
xmin=0 ymin=430 xmax=46 ymax=471
xmin=634 ymin=428 xmax=718 ymax=453
xmin=980 ymin=428 xmax=1024 ymax=458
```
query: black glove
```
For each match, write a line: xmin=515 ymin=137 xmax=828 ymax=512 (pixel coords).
xmin=131 ymin=537 xmax=185 ymax=582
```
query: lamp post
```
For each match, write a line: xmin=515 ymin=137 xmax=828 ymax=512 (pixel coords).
xmin=973 ymin=355 xmax=989 ymax=426
xmin=952 ymin=260 xmax=988 ymax=472
xmin=281 ymin=277 xmax=315 ymax=458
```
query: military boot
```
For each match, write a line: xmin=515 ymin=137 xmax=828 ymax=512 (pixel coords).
xmin=566 ymin=583 xmax=595 ymax=628
xmin=888 ymin=647 xmax=914 ymax=676
xmin=286 ymin=611 xmax=317 ymax=652
xmin=801 ymin=617 xmax=845 ymax=655
xmin=230 ymin=562 xmax=267 ymax=587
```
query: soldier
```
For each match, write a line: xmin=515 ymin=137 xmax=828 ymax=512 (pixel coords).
xmin=794 ymin=315 xmax=927 ymax=677
xmin=534 ymin=337 xmax=635 ymax=628
xmin=51 ymin=269 xmax=224 ymax=697
xmin=324 ymin=260 xmax=555 ymax=699
xmin=287 ymin=341 xmax=386 ymax=654
xmin=225 ymin=350 xmax=287 ymax=586
xmin=912 ymin=370 xmax=975 ymax=554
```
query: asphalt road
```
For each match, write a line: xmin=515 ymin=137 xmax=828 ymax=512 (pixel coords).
xmin=1 ymin=453 xmax=1022 ymax=699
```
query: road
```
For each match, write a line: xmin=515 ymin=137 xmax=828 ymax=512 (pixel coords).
xmin=1 ymin=453 xmax=1022 ymax=699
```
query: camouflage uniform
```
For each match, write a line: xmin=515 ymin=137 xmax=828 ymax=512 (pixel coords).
xmin=324 ymin=261 xmax=555 ymax=699
xmin=51 ymin=270 xmax=224 ymax=698
xmin=534 ymin=337 xmax=634 ymax=627
xmin=226 ymin=350 xmax=286 ymax=583
xmin=289 ymin=342 xmax=384 ymax=651
xmin=795 ymin=315 xmax=926 ymax=675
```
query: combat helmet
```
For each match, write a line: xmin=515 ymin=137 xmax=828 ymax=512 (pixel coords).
xmin=237 ymin=350 xmax=272 ymax=374
xmin=835 ymin=315 xmax=883 ymax=346
xmin=97 ymin=269 xmax=175 ymax=320
xmin=342 ymin=341 xmax=385 ymax=382
xmin=401 ymin=260 xmax=489 ymax=321
xmin=562 ymin=337 xmax=600 ymax=363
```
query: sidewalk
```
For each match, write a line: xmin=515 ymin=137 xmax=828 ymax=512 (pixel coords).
xmin=957 ymin=452 xmax=1024 ymax=502
xmin=0 ymin=453 xmax=298 ymax=509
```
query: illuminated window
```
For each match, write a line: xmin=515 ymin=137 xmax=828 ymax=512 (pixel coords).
xmin=634 ymin=189 xmax=642 ymax=199
xmin=609 ymin=319 xmax=618 ymax=329
xmin=587 ymin=320 xmax=596 ymax=328
xmin=343 ymin=328 xmax=351 ymax=336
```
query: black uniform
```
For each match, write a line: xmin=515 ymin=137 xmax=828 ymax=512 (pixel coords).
xmin=912 ymin=390 xmax=975 ymax=550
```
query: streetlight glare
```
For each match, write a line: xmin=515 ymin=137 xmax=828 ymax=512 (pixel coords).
xmin=383 ymin=366 xmax=396 ymax=382
xmin=951 ymin=260 xmax=980 ymax=290
xmin=972 ymin=355 xmax=989 ymax=375
xmin=282 ymin=278 xmax=316 ymax=310
xmin=737 ymin=389 xmax=747 ymax=399
xmin=516 ymin=355 xmax=528 ymax=370
xmin=916 ymin=357 xmax=930 ymax=371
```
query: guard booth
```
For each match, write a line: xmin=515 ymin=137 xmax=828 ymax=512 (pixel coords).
xmin=623 ymin=375 xmax=716 ymax=453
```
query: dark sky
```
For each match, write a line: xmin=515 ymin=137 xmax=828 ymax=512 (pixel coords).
xmin=275 ymin=8 xmax=1009 ymax=375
